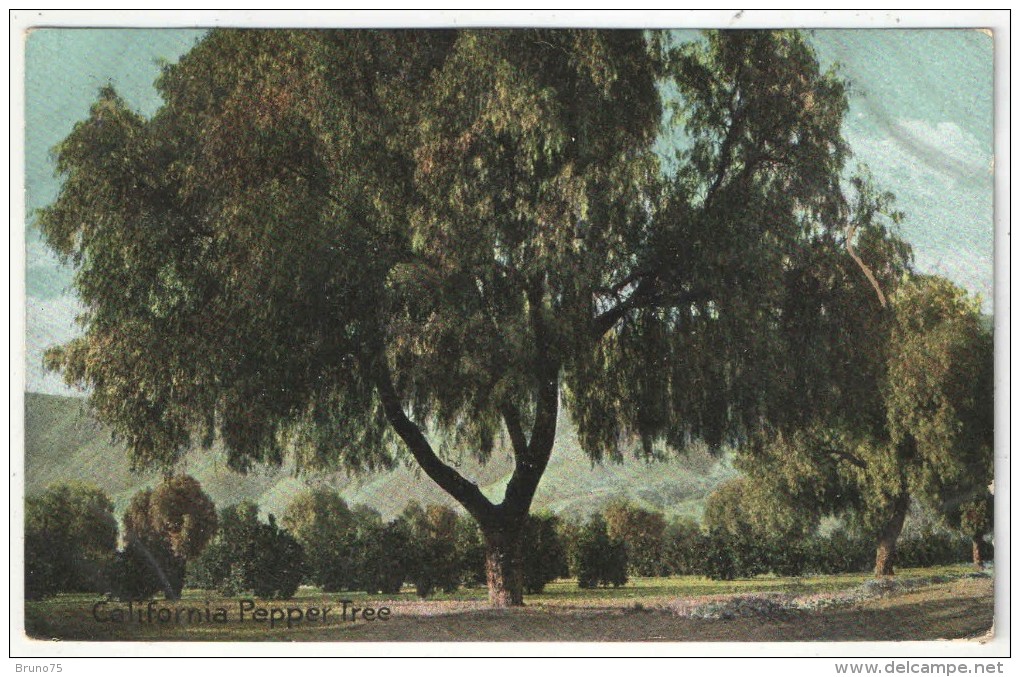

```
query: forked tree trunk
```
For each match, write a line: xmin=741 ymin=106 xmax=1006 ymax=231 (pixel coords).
xmin=483 ymin=525 xmax=525 ymax=607
xmin=874 ymin=491 xmax=910 ymax=577
xmin=375 ymin=351 xmax=557 ymax=609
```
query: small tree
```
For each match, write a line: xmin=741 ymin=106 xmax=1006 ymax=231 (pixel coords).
xmin=604 ymin=501 xmax=667 ymax=577
xmin=701 ymin=481 xmax=760 ymax=579
xmin=111 ymin=537 xmax=184 ymax=601
xmin=351 ymin=516 xmax=412 ymax=595
xmin=739 ymin=275 xmax=993 ymax=577
xmin=281 ymin=488 xmax=355 ymax=591
xmin=249 ymin=515 xmax=306 ymax=599
xmin=571 ymin=514 xmax=628 ymax=589
xmin=402 ymin=503 xmax=462 ymax=598
xmin=189 ymin=502 xmax=305 ymax=599
xmin=119 ymin=475 xmax=217 ymax=599
xmin=963 ymin=495 xmax=994 ymax=569
xmin=24 ymin=482 xmax=117 ymax=599
xmin=662 ymin=517 xmax=704 ymax=576
xmin=702 ymin=478 xmax=817 ymax=578
xmin=522 ymin=512 xmax=569 ymax=593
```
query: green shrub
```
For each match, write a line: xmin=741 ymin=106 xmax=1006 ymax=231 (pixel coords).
xmin=401 ymin=503 xmax=461 ymax=598
xmin=661 ymin=517 xmax=703 ymax=576
xmin=452 ymin=515 xmax=487 ymax=588
xmin=604 ymin=501 xmax=667 ymax=577
xmin=24 ymin=482 xmax=117 ymax=599
xmin=898 ymin=529 xmax=969 ymax=568
xmin=350 ymin=518 xmax=412 ymax=594
xmin=570 ymin=515 xmax=628 ymax=589
xmin=281 ymin=489 xmax=356 ymax=591
xmin=110 ymin=537 xmax=186 ymax=601
xmin=523 ymin=513 xmax=569 ymax=593
xmin=187 ymin=503 xmax=305 ymax=599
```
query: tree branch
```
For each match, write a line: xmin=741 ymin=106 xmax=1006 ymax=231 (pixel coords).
xmin=374 ymin=362 xmax=495 ymax=521
xmin=704 ymin=76 xmax=747 ymax=209
xmin=592 ymin=277 xmax=655 ymax=338
xmin=592 ymin=278 xmax=709 ymax=341
xmin=845 ymin=223 xmax=888 ymax=308
xmin=500 ymin=282 xmax=560 ymax=518
xmin=501 ymin=404 xmax=529 ymax=457
xmin=826 ymin=447 xmax=868 ymax=470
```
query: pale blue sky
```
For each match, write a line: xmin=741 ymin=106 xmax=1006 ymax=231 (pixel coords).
xmin=23 ymin=29 xmax=994 ymax=395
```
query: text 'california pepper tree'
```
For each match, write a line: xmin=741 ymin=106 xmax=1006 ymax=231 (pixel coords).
xmin=41 ymin=29 xmax=897 ymax=606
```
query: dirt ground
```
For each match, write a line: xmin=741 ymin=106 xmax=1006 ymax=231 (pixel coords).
xmin=288 ymin=577 xmax=995 ymax=642
xmin=23 ymin=576 xmax=993 ymax=643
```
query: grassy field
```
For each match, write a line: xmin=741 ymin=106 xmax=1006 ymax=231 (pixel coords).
xmin=23 ymin=564 xmax=993 ymax=642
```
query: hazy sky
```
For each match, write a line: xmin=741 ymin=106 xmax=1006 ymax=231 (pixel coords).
xmin=22 ymin=28 xmax=995 ymax=395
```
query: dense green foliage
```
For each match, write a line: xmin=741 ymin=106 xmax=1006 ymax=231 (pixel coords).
xmin=737 ymin=275 xmax=993 ymax=574
xmin=661 ymin=517 xmax=703 ymax=576
xmin=24 ymin=482 xmax=118 ymax=599
xmin=281 ymin=489 xmax=416 ymax=594
xmin=570 ymin=515 xmax=628 ymax=589
xmin=555 ymin=498 xmax=977 ymax=581
xmin=522 ymin=513 xmax=570 ymax=593
xmin=453 ymin=513 xmax=488 ymax=588
xmin=351 ymin=517 xmax=415 ymax=594
xmin=188 ymin=503 xmax=305 ymax=599
xmin=37 ymin=29 xmax=881 ymax=488
xmin=110 ymin=537 xmax=183 ymax=601
xmin=37 ymin=27 xmax=960 ymax=602
xmin=701 ymin=478 xmax=817 ymax=578
xmin=401 ymin=503 xmax=463 ymax=598
xmin=605 ymin=500 xmax=668 ymax=576
xmin=281 ymin=488 xmax=357 ymax=591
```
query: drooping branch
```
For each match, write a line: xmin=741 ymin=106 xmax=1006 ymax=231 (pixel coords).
xmin=846 ymin=223 xmax=888 ymax=308
xmin=374 ymin=362 xmax=495 ymax=521
xmin=704 ymin=71 xmax=748 ymax=210
xmin=592 ymin=275 xmax=708 ymax=340
xmin=826 ymin=447 xmax=868 ymax=471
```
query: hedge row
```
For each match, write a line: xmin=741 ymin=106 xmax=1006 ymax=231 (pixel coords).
xmin=26 ymin=481 xmax=984 ymax=600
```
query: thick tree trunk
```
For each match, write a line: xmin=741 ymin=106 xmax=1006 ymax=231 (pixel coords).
xmin=874 ymin=491 xmax=910 ymax=577
xmin=483 ymin=526 xmax=525 ymax=607
xmin=972 ymin=536 xmax=986 ymax=570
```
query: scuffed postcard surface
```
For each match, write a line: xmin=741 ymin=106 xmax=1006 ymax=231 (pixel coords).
xmin=17 ymin=13 xmax=999 ymax=653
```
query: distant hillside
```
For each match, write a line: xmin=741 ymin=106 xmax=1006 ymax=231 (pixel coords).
xmin=23 ymin=392 xmax=734 ymax=522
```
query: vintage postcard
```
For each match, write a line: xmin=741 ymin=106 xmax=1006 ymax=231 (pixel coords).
xmin=11 ymin=10 xmax=1008 ymax=663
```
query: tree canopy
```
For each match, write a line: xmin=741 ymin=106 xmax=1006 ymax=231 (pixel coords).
xmin=39 ymin=28 xmax=913 ymax=604
xmin=737 ymin=274 xmax=993 ymax=574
